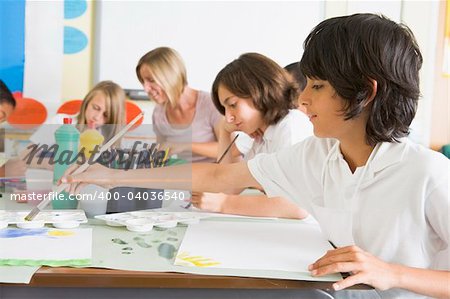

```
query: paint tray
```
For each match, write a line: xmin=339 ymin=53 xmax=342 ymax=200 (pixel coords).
xmin=0 ymin=210 xmax=88 ymax=229
xmin=95 ymin=211 xmax=209 ymax=231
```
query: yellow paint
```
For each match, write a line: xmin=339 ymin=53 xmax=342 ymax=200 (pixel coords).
xmin=175 ymin=252 xmax=221 ymax=267
xmin=48 ymin=230 xmax=75 ymax=237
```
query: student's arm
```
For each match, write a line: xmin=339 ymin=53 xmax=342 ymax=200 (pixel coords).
xmin=191 ymin=192 xmax=309 ymax=219
xmin=0 ymin=144 xmax=52 ymax=178
xmin=309 ymin=245 xmax=450 ymax=298
xmin=62 ymin=161 xmax=261 ymax=195
xmin=187 ymin=119 xmax=241 ymax=160
xmin=190 ymin=142 xmax=219 ymax=159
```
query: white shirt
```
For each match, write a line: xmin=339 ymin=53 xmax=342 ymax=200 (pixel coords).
xmin=30 ymin=113 xmax=77 ymax=146
xmin=248 ymin=137 xmax=449 ymax=298
xmin=237 ymin=109 xmax=313 ymax=161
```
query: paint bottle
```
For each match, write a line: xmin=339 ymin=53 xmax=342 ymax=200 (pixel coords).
xmin=79 ymin=122 xmax=104 ymax=159
xmin=53 ymin=117 xmax=80 ymax=209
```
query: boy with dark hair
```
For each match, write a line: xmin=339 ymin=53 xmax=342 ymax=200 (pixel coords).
xmin=64 ymin=14 xmax=449 ymax=298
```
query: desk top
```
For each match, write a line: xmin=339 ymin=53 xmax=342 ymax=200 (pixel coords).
xmin=25 ymin=267 xmax=368 ymax=289
xmin=0 ymin=197 xmax=371 ymax=290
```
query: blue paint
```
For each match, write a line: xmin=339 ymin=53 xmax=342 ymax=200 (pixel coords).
xmin=0 ymin=228 xmax=47 ymax=238
xmin=64 ymin=0 xmax=87 ymax=19
xmin=64 ymin=26 xmax=88 ymax=54
xmin=0 ymin=0 xmax=25 ymax=92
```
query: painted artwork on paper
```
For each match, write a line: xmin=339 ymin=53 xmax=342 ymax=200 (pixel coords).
xmin=174 ymin=220 xmax=333 ymax=274
xmin=0 ymin=228 xmax=92 ymax=266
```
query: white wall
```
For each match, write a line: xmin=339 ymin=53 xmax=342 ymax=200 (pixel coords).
xmin=23 ymin=1 xmax=64 ymax=117
xmin=325 ymin=0 xmax=440 ymax=146
xmin=94 ymin=1 xmax=324 ymax=91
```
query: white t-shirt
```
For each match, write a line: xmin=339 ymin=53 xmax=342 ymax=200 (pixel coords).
xmin=244 ymin=109 xmax=313 ymax=161
xmin=248 ymin=137 xmax=449 ymax=298
xmin=236 ymin=109 xmax=313 ymax=161
xmin=30 ymin=113 xmax=78 ymax=146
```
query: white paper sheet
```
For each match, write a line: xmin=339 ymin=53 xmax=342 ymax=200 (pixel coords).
xmin=175 ymin=220 xmax=332 ymax=273
xmin=0 ymin=228 xmax=92 ymax=264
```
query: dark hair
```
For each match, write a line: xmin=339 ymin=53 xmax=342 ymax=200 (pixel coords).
xmin=285 ymin=62 xmax=307 ymax=91
xmin=300 ymin=13 xmax=422 ymax=145
xmin=0 ymin=80 xmax=16 ymax=108
xmin=212 ymin=53 xmax=297 ymax=125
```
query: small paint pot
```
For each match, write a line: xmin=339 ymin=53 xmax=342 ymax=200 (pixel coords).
xmin=126 ymin=218 xmax=154 ymax=232
xmin=154 ymin=215 xmax=178 ymax=228
xmin=128 ymin=211 xmax=149 ymax=218
xmin=0 ymin=221 xmax=8 ymax=229
xmin=52 ymin=221 xmax=80 ymax=229
xmin=177 ymin=217 xmax=200 ymax=225
xmin=106 ymin=220 xmax=124 ymax=227
xmin=154 ymin=220 xmax=178 ymax=228
xmin=16 ymin=220 xmax=45 ymax=229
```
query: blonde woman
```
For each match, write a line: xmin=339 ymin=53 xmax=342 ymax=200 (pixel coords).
xmin=136 ymin=47 xmax=222 ymax=163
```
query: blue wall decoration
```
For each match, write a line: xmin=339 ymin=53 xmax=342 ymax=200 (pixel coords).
xmin=64 ymin=26 xmax=88 ymax=54
xmin=64 ymin=0 xmax=87 ymax=19
xmin=0 ymin=0 xmax=25 ymax=92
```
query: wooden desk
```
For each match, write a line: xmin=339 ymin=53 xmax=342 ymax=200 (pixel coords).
xmin=7 ymin=267 xmax=370 ymax=290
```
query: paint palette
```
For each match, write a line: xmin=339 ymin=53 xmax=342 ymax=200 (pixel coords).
xmin=95 ymin=211 xmax=208 ymax=232
xmin=0 ymin=210 xmax=88 ymax=229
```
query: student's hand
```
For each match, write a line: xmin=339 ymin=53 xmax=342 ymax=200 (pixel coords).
xmin=219 ymin=118 xmax=239 ymax=134
xmin=309 ymin=245 xmax=399 ymax=291
xmin=191 ymin=192 xmax=227 ymax=212
xmin=60 ymin=163 xmax=115 ymax=194
xmin=3 ymin=158 xmax=27 ymax=177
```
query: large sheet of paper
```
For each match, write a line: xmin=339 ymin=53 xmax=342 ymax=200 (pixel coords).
xmin=175 ymin=220 xmax=332 ymax=273
xmin=87 ymin=219 xmax=339 ymax=282
xmin=0 ymin=228 xmax=92 ymax=266
xmin=0 ymin=266 xmax=40 ymax=284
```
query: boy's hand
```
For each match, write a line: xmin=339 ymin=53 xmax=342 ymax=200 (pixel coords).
xmin=309 ymin=245 xmax=399 ymax=291
xmin=191 ymin=191 xmax=227 ymax=213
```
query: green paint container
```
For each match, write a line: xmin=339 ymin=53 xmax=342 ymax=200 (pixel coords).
xmin=52 ymin=118 xmax=80 ymax=209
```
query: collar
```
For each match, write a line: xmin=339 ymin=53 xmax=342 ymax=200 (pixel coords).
xmin=369 ymin=138 xmax=409 ymax=173
xmin=328 ymin=139 xmax=408 ymax=171
xmin=260 ymin=124 xmax=276 ymax=143
xmin=326 ymin=138 xmax=409 ymax=186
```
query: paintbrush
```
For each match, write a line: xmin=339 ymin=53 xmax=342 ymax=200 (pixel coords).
xmin=24 ymin=112 xmax=145 ymax=221
xmin=182 ymin=133 xmax=240 ymax=209
xmin=216 ymin=134 xmax=239 ymax=164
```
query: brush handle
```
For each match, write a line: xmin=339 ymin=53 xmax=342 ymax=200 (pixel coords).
xmin=216 ymin=134 xmax=239 ymax=164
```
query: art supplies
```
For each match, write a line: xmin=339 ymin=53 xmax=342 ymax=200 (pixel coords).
xmin=216 ymin=133 xmax=239 ymax=164
xmin=95 ymin=211 xmax=210 ymax=232
xmin=0 ymin=227 xmax=92 ymax=267
xmin=24 ymin=112 xmax=144 ymax=221
xmin=0 ymin=210 xmax=88 ymax=229
xmin=175 ymin=219 xmax=338 ymax=278
xmin=79 ymin=122 xmax=104 ymax=159
xmin=53 ymin=117 xmax=80 ymax=209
